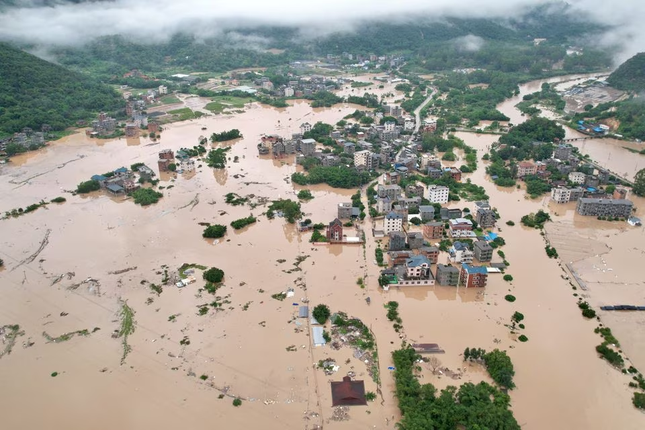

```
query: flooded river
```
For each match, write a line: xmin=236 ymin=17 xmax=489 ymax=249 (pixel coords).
xmin=0 ymin=73 xmax=644 ymax=430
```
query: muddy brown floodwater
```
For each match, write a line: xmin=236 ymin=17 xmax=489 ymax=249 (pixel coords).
xmin=1 ymin=74 xmax=644 ymax=430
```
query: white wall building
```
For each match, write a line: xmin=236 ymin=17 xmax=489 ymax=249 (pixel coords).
xmin=300 ymin=122 xmax=312 ymax=135
xmin=158 ymin=85 xmax=168 ymax=95
xmin=428 ymin=184 xmax=449 ymax=204
xmin=284 ymin=87 xmax=295 ymax=97
xmin=354 ymin=150 xmax=374 ymax=170
xmin=383 ymin=212 xmax=403 ymax=234
xmin=551 ymin=187 xmax=571 ymax=204
xmin=569 ymin=171 xmax=586 ymax=184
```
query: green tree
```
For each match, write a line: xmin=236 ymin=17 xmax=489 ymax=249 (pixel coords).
xmin=203 ymin=224 xmax=227 ymax=238
xmin=312 ymin=304 xmax=331 ymax=324
xmin=633 ymin=168 xmax=645 ymax=197
xmin=203 ymin=267 xmax=224 ymax=283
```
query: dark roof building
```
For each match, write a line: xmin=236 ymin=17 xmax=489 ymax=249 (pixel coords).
xmin=331 ymin=376 xmax=367 ymax=406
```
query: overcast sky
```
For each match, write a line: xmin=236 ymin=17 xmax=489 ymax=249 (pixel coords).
xmin=0 ymin=0 xmax=642 ymax=62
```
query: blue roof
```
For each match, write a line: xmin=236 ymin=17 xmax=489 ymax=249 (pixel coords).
xmin=483 ymin=232 xmax=498 ymax=241
xmin=385 ymin=211 xmax=402 ymax=219
xmin=91 ymin=174 xmax=107 ymax=181
xmin=587 ymin=187 xmax=597 ymax=192
xmin=114 ymin=167 xmax=128 ymax=174
xmin=406 ymin=255 xmax=431 ymax=267
xmin=593 ymin=127 xmax=603 ymax=133
xmin=462 ymin=263 xmax=487 ymax=274
xmin=312 ymin=326 xmax=326 ymax=346
xmin=452 ymin=241 xmax=470 ymax=251
xmin=577 ymin=120 xmax=585 ymax=125
xmin=106 ymin=183 xmax=124 ymax=193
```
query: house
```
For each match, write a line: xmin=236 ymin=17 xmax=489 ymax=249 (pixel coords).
xmin=326 ymin=218 xmax=344 ymax=242
xmin=312 ymin=326 xmax=327 ymax=347
xmin=460 ymin=264 xmax=488 ymax=288
xmin=330 ymin=376 xmax=367 ymax=406
xmin=554 ymin=144 xmax=573 ymax=160
xmin=383 ymin=212 xmax=403 ymax=234
xmin=125 ymin=123 xmax=138 ymax=137
xmin=300 ymin=138 xmax=317 ymax=156
xmin=474 ymin=241 xmax=493 ymax=262
xmin=91 ymin=174 xmax=108 ymax=187
xmin=449 ymin=218 xmax=474 ymax=238
xmin=377 ymin=197 xmax=392 ymax=213
xmin=440 ymin=207 xmax=462 ymax=220
xmin=419 ymin=206 xmax=436 ymax=222
xmin=389 ymin=232 xmax=407 ymax=251
xmin=423 ymin=221 xmax=444 ymax=240
xmin=576 ymin=198 xmax=633 ymax=218
xmin=569 ymin=171 xmax=586 ymax=184
xmin=474 ymin=201 xmax=495 ymax=228
xmin=378 ymin=184 xmax=402 ymax=201
xmin=517 ymin=161 xmax=537 ymax=178
xmin=344 ymin=142 xmax=355 ymax=154
xmin=300 ymin=122 xmax=312 ymax=134
xmin=338 ymin=203 xmax=354 ymax=219
xmin=613 ymin=187 xmax=628 ymax=200
xmin=407 ymin=232 xmax=424 ymax=249
xmin=298 ymin=306 xmax=309 ymax=318
xmin=404 ymin=255 xmax=433 ymax=280
xmin=449 ymin=241 xmax=474 ymax=264
xmin=389 ymin=251 xmax=413 ymax=266
xmin=427 ymin=167 xmax=443 ymax=178
xmin=428 ymin=185 xmax=449 ymax=204
xmin=551 ymin=186 xmax=584 ymax=203
xmin=418 ymin=246 xmax=439 ymax=263
xmin=354 ymin=150 xmax=375 ymax=170
xmin=406 ymin=184 xmax=425 ymax=197
xmin=445 ymin=167 xmax=462 ymax=182
xmin=436 ymin=264 xmax=460 ymax=286
xmin=159 ymin=149 xmax=174 ymax=160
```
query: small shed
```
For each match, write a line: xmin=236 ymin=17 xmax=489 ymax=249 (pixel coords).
xmin=106 ymin=183 xmax=125 ymax=194
xmin=312 ymin=327 xmax=326 ymax=347
xmin=330 ymin=376 xmax=367 ymax=406
xmin=298 ymin=306 xmax=309 ymax=318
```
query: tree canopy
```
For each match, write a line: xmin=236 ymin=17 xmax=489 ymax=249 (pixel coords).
xmin=607 ymin=53 xmax=645 ymax=92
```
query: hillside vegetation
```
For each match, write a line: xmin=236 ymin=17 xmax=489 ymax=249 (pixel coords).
xmin=0 ymin=43 xmax=123 ymax=135
xmin=608 ymin=53 xmax=645 ymax=92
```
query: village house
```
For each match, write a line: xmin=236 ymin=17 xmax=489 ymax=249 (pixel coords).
xmin=406 ymin=184 xmax=425 ymax=198
xmin=613 ymin=187 xmax=628 ymax=200
xmin=444 ymin=167 xmax=462 ymax=182
xmin=418 ymin=205 xmax=435 ymax=222
xmin=300 ymin=138 xmax=317 ymax=156
xmin=384 ymin=212 xmax=403 ymax=234
xmin=300 ymin=122 xmax=312 ymax=134
xmin=551 ymin=186 xmax=584 ymax=203
xmin=576 ymin=198 xmax=633 ymax=218
xmin=423 ymin=221 xmax=444 ymax=240
xmin=473 ymin=240 xmax=493 ymax=262
xmin=343 ymin=142 xmax=355 ymax=154
xmin=460 ymin=264 xmax=488 ymax=288
xmin=377 ymin=197 xmax=392 ymax=213
xmin=403 ymin=255 xmax=434 ymax=283
xmin=354 ymin=150 xmax=376 ymax=170
xmin=449 ymin=218 xmax=475 ymax=238
xmin=554 ymin=143 xmax=573 ymax=160
xmin=389 ymin=251 xmax=413 ymax=266
xmin=427 ymin=167 xmax=443 ymax=178
xmin=338 ymin=202 xmax=359 ymax=219
xmin=326 ymin=218 xmax=344 ymax=242
xmin=428 ymin=184 xmax=449 ymax=204
xmin=440 ymin=207 xmax=462 ymax=220
xmin=378 ymin=184 xmax=402 ymax=201
xmin=569 ymin=171 xmax=586 ymax=184
xmin=516 ymin=161 xmax=537 ymax=178
xmin=90 ymin=112 xmax=116 ymax=137
xmin=474 ymin=201 xmax=495 ymax=228
xmin=435 ymin=264 xmax=460 ymax=286
xmin=389 ymin=232 xmax=407 ymax=251
xmin=449 ymin=241 xmax=474 ymax=264
xmin=158 ymin=149 xmax=175 ymax=172
xmin=418 ymin=246 xmax=440 ymax=264
xmin=407 ymin=232 xmax=424 ymax=249
xmin=331 ymin=376 xmax=367 ymax=406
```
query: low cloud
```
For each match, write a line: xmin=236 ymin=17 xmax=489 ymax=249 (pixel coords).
xmin=454 ymin=35 xmax=485 ymax=52
xmin=0 ymin=0 xmax=642 ymax=63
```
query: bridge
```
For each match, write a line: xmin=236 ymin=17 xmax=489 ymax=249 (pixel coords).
xmin=560 ymin=136 xmax=600 ymax=143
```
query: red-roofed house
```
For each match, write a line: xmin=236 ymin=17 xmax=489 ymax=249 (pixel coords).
xmin=331 ymin=376 xmax=367 ymax=406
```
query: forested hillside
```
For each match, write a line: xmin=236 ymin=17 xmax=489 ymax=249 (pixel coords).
xmin=608 ymin=53 xmax=645 ymax=92
xmin=0 ymin=42 xmax=123 ymax=135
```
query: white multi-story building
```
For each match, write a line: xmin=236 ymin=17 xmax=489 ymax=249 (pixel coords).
xmin=569 ymin=171 xmax=586 ymax=184
xmin=551 ymin=187 xmax=572 ymax=204
xmin=300 ymin=122 xmax=312 ymax=134
xmin=158 ymin=85 xmax=168 ymax=95
xmin=428 ymin=184 xmax=449 ymax=204
xmin=354 ymin=150 xmax=374 ymax=170
xmin=284 ymin=87 xmax=295 ymax=97
xmin=383 ymin=211 xmax=403 ymax=234
xmin=384 ymin=121 xmax=396 ymax=132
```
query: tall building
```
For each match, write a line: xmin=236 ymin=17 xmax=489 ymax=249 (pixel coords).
xmin=436 ymin=264 xmax=460 ymax=286
xmin=554 ymin=144 xmax=573 ymax=160
xmin=576 ymin=198 xmax=633 ymax=218
xmin=428 ymin=185 xmax=449 ymax=204
xmin=460 ymin=264 xmax=488 ymax=288
xmin=383 ymin=212 xmax=403 ymax=234
xmin=354 ymin=150 xmax=374 ymax=170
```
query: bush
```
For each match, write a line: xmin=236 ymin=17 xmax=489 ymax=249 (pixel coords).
xmin=365 ymin=391 xmax=377 ymax=401
xmin=506 ymin=220 xmax=515 ymax=226
xmin=505 ymin=295 xmax=516 ymax=302
xmin=200 ymin=374 xmax=208 ymax=380
xmin=503 ymin=274 xmax=513 ymax=282
xmin=518 ymin=335 xmax=528 ymax=342
xmin=230 ymin=215 xmax=257 ymax=230
xmin=297 ymin=189 xmax=314 ymax=200
xmin=203 ymin=224 xmax=227 ymax=238
xmin=51 ymin=196 xmax=66 ymax=203
xmin=203 ymin=267 xmax=224 ymax=283
xmin=232 ymin=398 xmax=242 ymax=407
xmin=168 ymin=163 xmax=177 ymax=172
xmin=483 ymin=349 xmax=516 ymax=389
xmin=131 ymin=188 xmax=163 ymax=206
xmin=634 ymin=392 xmax=645 ymax=410
xmin=76 ymin=180 xmax=100 ymax=194
xmin=511 ymin=312 xmax=524 ymax=323
xmin=313 ymin=304 xmax=331 ymax=324
xmin=596 ymin=343 xmax=624 ymax=367
xmin=582 ymin=308 xmax=597 ymax=319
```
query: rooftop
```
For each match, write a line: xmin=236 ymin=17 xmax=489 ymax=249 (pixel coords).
xmin=579 ymin=198 xmax=632 ymax=205
xmin=474 ymin=241 xmax=493 ymax=251
xmin=385 ymin=211 xmax=403 ymax=220
xmin=462 ymin=263 xmax=488 ymax=274
xmin=330 ymin=376 xmax=367 ymax=406
xmin=406 ymin=255 xmax=432 ymax=267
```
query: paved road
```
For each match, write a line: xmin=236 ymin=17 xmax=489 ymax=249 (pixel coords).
xmin=413 ymin=89 xmax=436 ymax=133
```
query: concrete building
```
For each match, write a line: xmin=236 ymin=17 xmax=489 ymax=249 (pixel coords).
xmin=389 ymin=232 xmax=407 ymax=251
xmin=338 ymin=203 xmax=354 ymax=219
xmin=343 ymin=142 xmax=355 ymax=154
xmin=384 ymin=212 xmax=403 ymax=234
xmin=354 ymin=150 xmax=375 ymax=170
xmin=576 ymin=198 xmax=633 ymax=218
xmin=460 ymin=264 xmax=488 ymax=288
xmin=569 ymin=171 xmax=586 ymax=184
xmin=613 ymin=187 xmax=628 ymax=200
xmin=326 ymin=218 xmax=344 ymax=242
xmin=418 ymin=206 xmax=436 ymax=222
xmin=474 ymin=241 xmax=493 ymax=262
xmin=551 ymin=186 xmax=585 ymax=204
xmin=440 ymin=207 xmax=462 ymax=220
xmin=300 ymin=138 xmax=317 ymax=156
xmin=404 ymin=255 xmax=432 ymax=281
xmin=449 ymin=218 xmax=474 ymax=238
xmin=407 ymin=232 xmax=424 ymax=249
xmin=378 ymin=184 xmax=402 ymax=201
xmin=300 ymin=122 xmax=312 ymax=134
xmin=449 ymin=241 xmax=474 ymax=264
xmin=284 ymin=87 xmax=295 ymax=97
xmin=554 ymin=144 xmax=573 ymax=160
xmin=474 ymin=201 xmax=495 ymax=228
xmin=517 ymin=161 xmax=537 ymax=178
xmin=428 ymin=185 xmax=449 ymax=204
xmin=418 ymin=246 xmax=439 ymax=264
xmin=436 ymin=264 xmax=460 ymax=286
xmin=423 ymin=221 xmax=444 ymax=240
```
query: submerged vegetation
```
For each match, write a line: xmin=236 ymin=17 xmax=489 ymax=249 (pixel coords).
xmin=117 ymin=301 xmax=135 ymax=365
